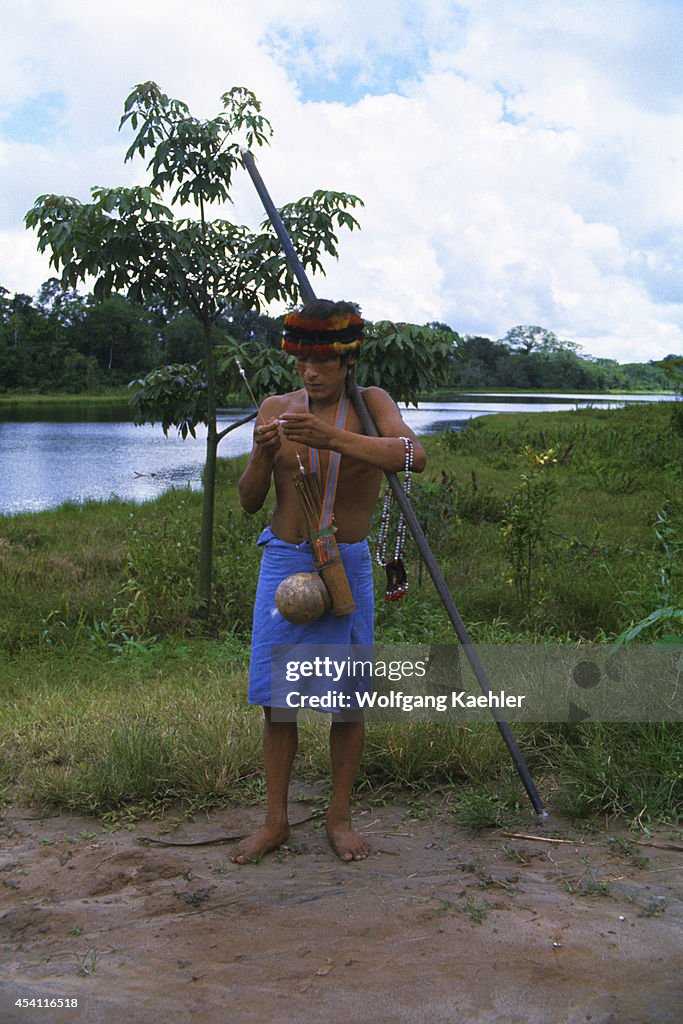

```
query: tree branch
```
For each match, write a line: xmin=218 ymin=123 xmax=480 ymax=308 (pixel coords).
xmin=217 ymin=410 xmax=257 ymax=442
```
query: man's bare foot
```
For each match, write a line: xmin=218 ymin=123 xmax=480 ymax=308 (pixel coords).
xmin=231 ymin=823 xmax=290 ymax=865
xmin=326 ymin=813 xmax=370 ymax=862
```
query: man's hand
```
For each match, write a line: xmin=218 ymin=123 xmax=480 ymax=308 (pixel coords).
xmin=238 ymin=416 xmax=281 ymax=512
xmin=279 ymin=412 xmax=334 ymax=449
xmin=254 ymin=418 xmax=282 ymax=456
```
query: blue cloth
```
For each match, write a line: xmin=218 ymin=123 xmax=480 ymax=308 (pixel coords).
xmin=248 ymin=526 xmax=374 ymax=707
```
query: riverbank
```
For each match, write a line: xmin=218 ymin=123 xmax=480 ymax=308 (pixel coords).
xmin=0 ymin=389 xmax=130 ymax=407
xmin=3 ymin=401 xmax=680 ymax=648
xmin=0 ymin=389 xmax=247 ymax=413
xmin=2 ymin=390 xmax=678 ymax=516
xmin=428 ymin=386 xmax=676 ymax=398
xmin=1 ymin=385 xmax=675 ymax=410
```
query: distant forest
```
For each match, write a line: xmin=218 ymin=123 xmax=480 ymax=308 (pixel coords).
xmin=0 ymin=280 xmax=677 ymax=395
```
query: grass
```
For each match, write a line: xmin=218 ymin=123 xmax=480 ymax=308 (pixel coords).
xmin=0 ymin=389 xmax=248 ymax=415
xmin=0 ymin=641 xmax=260 ymax=814
xmin=0 ymin=391 xmax=132 ymax=423
xmin=0 ymin=388 xmax=129 ymax=406
xmin=401 ymin=401 xmax=682 ymax=639
xmin=456 ymin=896 xmax=492 ymax=922
xmin=1 ymin=642 xmax=679 ymax=824
xmin=0 ymin=466 xmax=269 ymax=652
xmin=0 ymin=402 xmax=681 ymax=825
xmin=0 ymin=499 xmax=136 ymax=651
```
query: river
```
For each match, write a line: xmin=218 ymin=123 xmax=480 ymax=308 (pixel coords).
xmin=0 ymin=393 xmax=673 ymax=515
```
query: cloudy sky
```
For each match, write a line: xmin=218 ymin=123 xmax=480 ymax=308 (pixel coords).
xmin=1 ymin=0 xmax=682 ymax=362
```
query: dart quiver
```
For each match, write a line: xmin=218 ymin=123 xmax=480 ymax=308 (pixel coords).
xmin=310 ymin=528 xmax=356 ymax=617
xmin=293 ymin=391 xmax=356 ymax=618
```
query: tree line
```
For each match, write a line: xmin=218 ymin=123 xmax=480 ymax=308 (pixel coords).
xmin=0 ymin=279 xmax=282 ymax=393
xmin=0 ymin=279 xmax=675 ymax=395
xmin=446 ymin=324 xmax=676 ymax=392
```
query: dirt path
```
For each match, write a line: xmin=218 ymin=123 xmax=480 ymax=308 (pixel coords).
xmin=1 ymin=795 xmax=681 ymax=1024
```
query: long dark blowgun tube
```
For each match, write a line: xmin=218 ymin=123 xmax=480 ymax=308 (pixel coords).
xmin=241 ymin=148 xmax=545 ymax=817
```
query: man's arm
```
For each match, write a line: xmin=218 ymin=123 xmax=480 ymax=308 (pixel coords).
xmin=280 ymin=387 xmax=427 ymax=474
xmin=238 ymin=397 xmax=282 ymax=514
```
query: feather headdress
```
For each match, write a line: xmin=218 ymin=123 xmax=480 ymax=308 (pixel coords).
xmin=282 ymin=310 xmax=364 ymax=357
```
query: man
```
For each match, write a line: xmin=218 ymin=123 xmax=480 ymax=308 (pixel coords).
xmin=233 ymin=299 xmax=426 ymax=864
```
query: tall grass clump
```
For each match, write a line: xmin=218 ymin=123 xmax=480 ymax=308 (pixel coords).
xmin=0 ymin=499 xmax=134 ymax=652
xmin=1 ymin=643 xmax=263 ymax=814
xmin=537 ymin=723 xmax=682 ymax=823
xmin=111 ymin=460 xmax=269 ymax=640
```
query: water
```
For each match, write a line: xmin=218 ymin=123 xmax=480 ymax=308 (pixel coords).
xmin=0 ymin=393 xmax=673 ymax=515
xmin=0 ymin=412 xmax=257 ymax=515
xmin=399 ymin=393 xmax=668 ymax=434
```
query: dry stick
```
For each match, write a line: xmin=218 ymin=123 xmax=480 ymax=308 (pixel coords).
xmin=501 ymin=831 xmax=578 ymax=845
xmin=358 ymin=831 xmax=413 ymax=837
xmin=240 ymin=148 xmax=545 ymax=818
xmin=139 ymin=811 xmax=322 ymax=847
xmin=636 ymin=841 xmax=683 ymax=852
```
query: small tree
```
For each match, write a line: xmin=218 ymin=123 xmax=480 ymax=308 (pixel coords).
xmin=25 ymin=82 xmax=362 ymax=617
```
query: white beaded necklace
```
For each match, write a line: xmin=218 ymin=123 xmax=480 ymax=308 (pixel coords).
xmin=375 ymin=436 xmax=414 ymax=601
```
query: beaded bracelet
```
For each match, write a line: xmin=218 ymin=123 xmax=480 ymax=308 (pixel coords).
xmin=375 ymin=436 xmax=414 ymax=601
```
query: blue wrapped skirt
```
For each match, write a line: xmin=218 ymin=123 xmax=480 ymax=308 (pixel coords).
xmin=248 ymin=526 xmax=374 ymax=707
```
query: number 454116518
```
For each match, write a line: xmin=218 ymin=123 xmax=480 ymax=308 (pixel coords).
xmin=15 ymin=999 xmax=78 ymax=1008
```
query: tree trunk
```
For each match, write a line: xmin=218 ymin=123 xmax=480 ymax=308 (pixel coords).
xmin=196 ymin=319 xmax=218 ymax=620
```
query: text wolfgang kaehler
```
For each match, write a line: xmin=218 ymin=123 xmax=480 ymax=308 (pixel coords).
xmin=282 ymin=656 xmax=526 ymax=712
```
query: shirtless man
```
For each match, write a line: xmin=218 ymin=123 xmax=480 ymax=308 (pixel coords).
xmin=233 ymin=300 xmax=426 ymax=864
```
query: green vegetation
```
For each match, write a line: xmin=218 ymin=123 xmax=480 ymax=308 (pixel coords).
xmin=385 ymin=401 xmax=682 ymax=640
xmin=0 ymin=403 xmax=680 ymax=825
xmin=2 ymin=280 xmax=677 ymax=400
xmin=0 ymin=389 xmax=128 ymax=407
xmin=0 ymin=279 xmax=286 ymax=395
xmin=451 ymin=326 xmax=677 ymax=391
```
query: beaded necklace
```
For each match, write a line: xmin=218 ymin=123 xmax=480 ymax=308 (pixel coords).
xmin=375 ymin=436 xmax=414 ymax=601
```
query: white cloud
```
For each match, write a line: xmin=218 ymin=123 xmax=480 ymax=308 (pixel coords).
xmin=0 ymin=228 xmax=56 ymax=298
xmin=1 ymin=0 xmax=682 ymax=363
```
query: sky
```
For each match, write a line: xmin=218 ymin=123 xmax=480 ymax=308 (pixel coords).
xmin=1 ymin=0 xmax=682 ymax=363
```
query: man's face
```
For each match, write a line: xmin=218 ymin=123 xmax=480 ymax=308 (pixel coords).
xmin=294 ymin=353 xmax=352 ymax=400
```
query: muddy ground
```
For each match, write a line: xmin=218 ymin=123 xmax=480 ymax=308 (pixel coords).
xmin=1 ymin=790 xmax=681 ymax=1024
